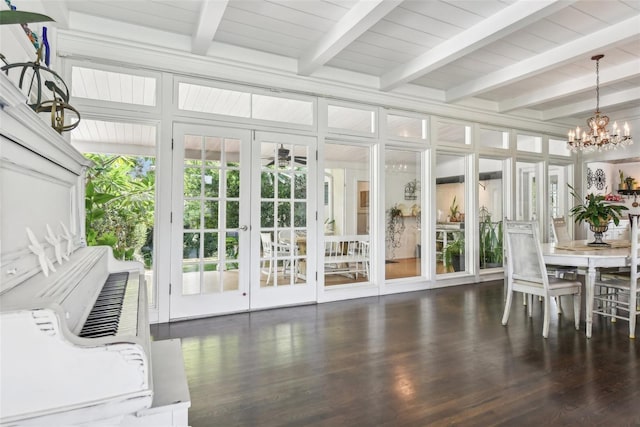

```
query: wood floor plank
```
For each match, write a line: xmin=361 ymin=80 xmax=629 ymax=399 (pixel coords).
xmin=151 ymin=281 xmax=640 ymax=426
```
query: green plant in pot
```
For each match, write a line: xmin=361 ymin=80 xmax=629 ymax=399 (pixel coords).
xmin=443 ymin=235 xmax=464 ymax=272
xmin=568 ymin=184 xmax=628 ymax=246
xmin=479 ymin=216 xmax=503 ymax=268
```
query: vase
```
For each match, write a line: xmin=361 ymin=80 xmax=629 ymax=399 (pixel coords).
xmin=588 ymin=223 xmax=609 ymax=247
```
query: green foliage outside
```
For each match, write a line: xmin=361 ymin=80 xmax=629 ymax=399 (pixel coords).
xmin=86 ymin=153 xmax=306 ymax=271
xmin=85 ymin=154 xmax=155 ymax=266
xmin=259 ymin=170 xmax=307 ymax=229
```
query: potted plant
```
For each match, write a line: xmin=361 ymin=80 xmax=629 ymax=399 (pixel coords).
xmin=443 ymin=235 xmax=464 ymax=272
xmin=386 ymin=204 xmax=405 ymax=258
xmin=568 ymin=184 xmax=628 ymax=246
xmin=480 ymin=216 xmax=503 ymax=268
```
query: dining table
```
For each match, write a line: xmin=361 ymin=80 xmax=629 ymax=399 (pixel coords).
xmin=541 ymin=239 xmax=631 ymax=338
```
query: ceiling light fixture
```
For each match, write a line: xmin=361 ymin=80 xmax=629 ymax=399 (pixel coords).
xmin=567 ymin=54 xmax=632 ymax=153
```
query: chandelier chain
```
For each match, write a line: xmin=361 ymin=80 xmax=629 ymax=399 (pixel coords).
xmin=595 ymin=57 xmax=600 ymax=113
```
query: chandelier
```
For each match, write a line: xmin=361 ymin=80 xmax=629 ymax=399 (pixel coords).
xmin=567 ymin=54 xmax=632 ymax=152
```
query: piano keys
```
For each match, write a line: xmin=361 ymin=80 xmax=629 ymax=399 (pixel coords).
xmin=80 ymin=272 xmax=133 ymax=338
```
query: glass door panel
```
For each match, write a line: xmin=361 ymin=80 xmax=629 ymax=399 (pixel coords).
xmin=323 ymin=142 xmax=371 ymax=287
xmin=385 ymin=149 xmax=422 ymax=279
xmin=171 ymin=124 xmax=250 ymax=319
xmin=435 ymin=153 xmax=467 ymax=275
xmin=548 ymin=164 xmax=572 ymax=241
xmin=479 ymin=157 xmax=504 ymax=270
xmin=516 ymin=161 xmax=539 ymax=221
xmin=251 ymin=131 xmax=316 ymax=309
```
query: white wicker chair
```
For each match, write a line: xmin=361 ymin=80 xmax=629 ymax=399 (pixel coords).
xmin=502 ymin=221 xmax=581 ymax=338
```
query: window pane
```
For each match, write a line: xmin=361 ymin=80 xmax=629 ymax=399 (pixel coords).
xmin=327 ymin=105 xmax=374 ymax=134
xmin=203 ymin=201 xmax=218 ymax=229
xmin=178 ymin=82 xmax=250 ymax=117
xmin=183 ymin=200 xmax=200 ymax=229
xmin=385 ymin=149 xmax=422 ymax=279
xmin=479 ymin=158 xmax=504 ymax=270
xmin=324 ymin=143 xmax=371 ymax=286
xmin=549 ymin=138 xmax=571 ymax=156
xmin=183 ymin=232 xmax=201 ymax=259
xmin=437 ymin=122 xmax=469 ymax=145
xmin=387 ymin=114 xmax=425 ymax=139
xmin=479 ymin=128 xmax=508 ymax=149
xmin=517 ymin=134 xmax=542 ymax=153
xmin=252 ymin=94 xmax=313 ymax=125
xmin=72 ymin=66 xmax=156 ymax=106
xmin=226 ymin=201 xmax=239 ymax=228
xmin=549 ymin=164 xmax=572 ymax=240
xmin=72 ymin=119 xmax=156 ymax=149
xmin=516 ymin=161 xmax=538 ymax=221
xmin=436 ymin=153 xmax=466 ymax=274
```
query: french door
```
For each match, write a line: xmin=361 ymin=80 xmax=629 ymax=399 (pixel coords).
xmin=170 ymin=125 xmax=316 ymax=319
xmin=250 ymin=131 xmax=317 ymax=309
xmin=170 ymin=124 xmax=251 ymax=319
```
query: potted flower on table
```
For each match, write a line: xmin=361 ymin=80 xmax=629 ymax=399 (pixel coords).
xmin=568 ymin=185 xmax=628 ymax=246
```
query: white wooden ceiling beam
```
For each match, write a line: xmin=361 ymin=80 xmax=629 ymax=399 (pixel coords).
xmin=446 ymin=16 xmax=640 ymax=103
xmin=500 ymin=61 xmax=640 ymax=112
xmin=543 ymin=87 xmax=640 ymax=120
xmin=297 ymin=0 xmax=402 ymax=76
xmin=192 ymin=0 xmax=228 ymax=55
xmin=380 ymin=0 xmax=573 ymax=92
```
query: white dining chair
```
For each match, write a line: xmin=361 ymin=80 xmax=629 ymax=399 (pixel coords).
xmin=260 ymin=232 xmax=294 ymax=285
xmin=546 ymin=216 xmax=579 ymax=314
xmin=502 ymin=221 xmax=581 ymax=338
xmin=551 ymin=216 xmax=572 ymax=244
xmin=591 ymin=214 xmax=640 ymax=338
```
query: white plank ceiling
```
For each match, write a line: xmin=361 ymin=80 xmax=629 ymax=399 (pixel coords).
xmin=29 ymin=0 xmax=640 ymax=125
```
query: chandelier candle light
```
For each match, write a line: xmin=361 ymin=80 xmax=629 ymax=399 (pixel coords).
xmin=567 ymin=54 xmax=632 ymax=152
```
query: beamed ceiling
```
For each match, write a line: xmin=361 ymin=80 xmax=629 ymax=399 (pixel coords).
xmin=26 ymin=0 xmax=640 ymax=126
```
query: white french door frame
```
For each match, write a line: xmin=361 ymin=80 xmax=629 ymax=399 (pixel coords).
xmin=169 ymin=123 xmax=251 ymax=319
xmin=250 ymin=131 xmax=318 ymax=310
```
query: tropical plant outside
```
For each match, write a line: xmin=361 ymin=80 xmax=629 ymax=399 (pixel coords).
xmin=85 ymin=154 xmax=155 ymax=266
xmin=181 ymin=163 xmax=305 ymax=272
xmin=86 ymin=153 xmax=305 ymax=273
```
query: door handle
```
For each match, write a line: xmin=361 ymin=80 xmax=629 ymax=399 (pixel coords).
xmin=239 ymin=225 xmax=249 ymax=231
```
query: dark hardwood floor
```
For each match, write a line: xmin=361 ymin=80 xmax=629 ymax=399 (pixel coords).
xmin=151 ymin=281 xmax=640 ymax=426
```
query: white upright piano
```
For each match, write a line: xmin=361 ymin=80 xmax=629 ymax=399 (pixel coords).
xmin=0 ymin=73 xmax=190 ymax=426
